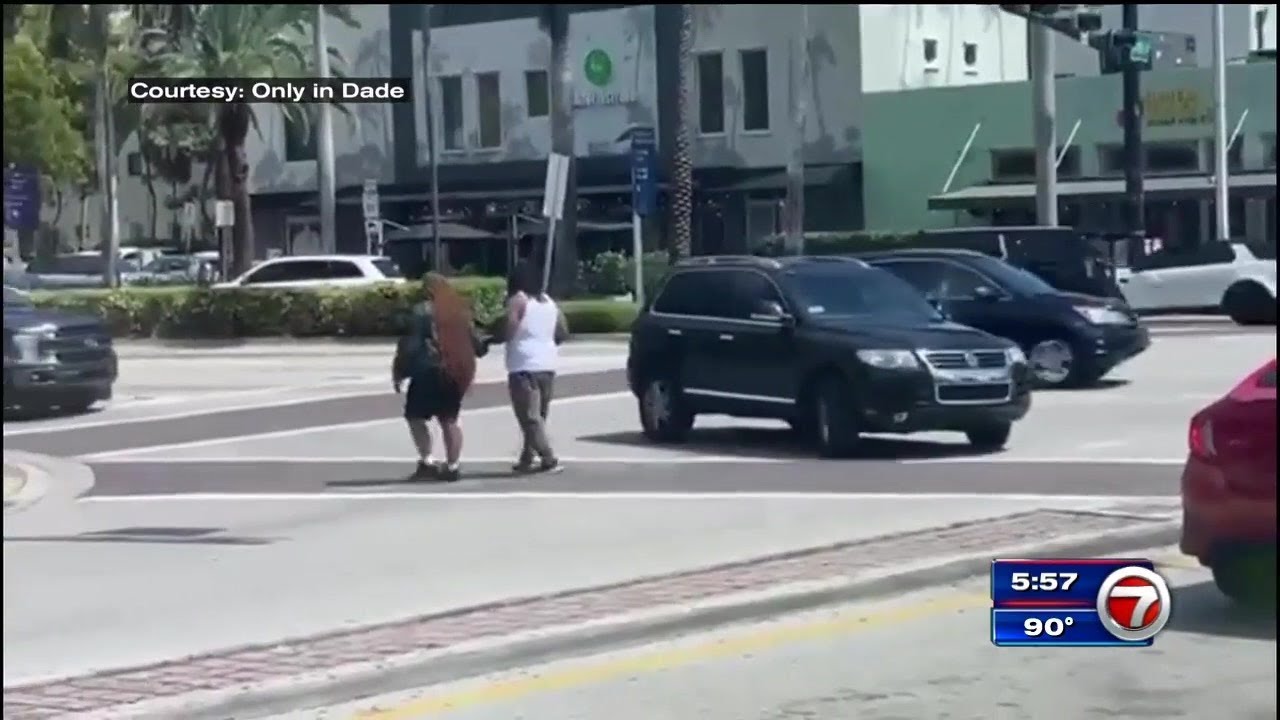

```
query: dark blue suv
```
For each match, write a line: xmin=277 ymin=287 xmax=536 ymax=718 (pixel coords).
xmin=858 ymin=249 xmax=1150 ymax=388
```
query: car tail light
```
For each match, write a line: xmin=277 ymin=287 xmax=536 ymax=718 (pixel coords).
xmin=1188 ymin=412 xmax=1216 ymax=460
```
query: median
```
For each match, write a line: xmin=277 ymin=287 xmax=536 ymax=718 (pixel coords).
xmin=27 ymin=280 xmax=640 ymax=339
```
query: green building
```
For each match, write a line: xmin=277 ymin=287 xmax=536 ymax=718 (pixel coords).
xmin=862 ymin=60 xmax=1277 ymax=248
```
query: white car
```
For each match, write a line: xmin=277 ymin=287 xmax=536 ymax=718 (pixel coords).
xmin=1116 ymin=242 xmax=1276 ymax=325
xmin=214 ymin=254 xmax=406 ymax=290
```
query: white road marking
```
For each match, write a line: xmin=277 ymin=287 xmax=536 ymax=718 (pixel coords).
xmin=902 ymin=456 xmax=1184 ymax=465
xmin=85 ymin=454 xmax=781 ymax=465
xmin=3 ymin=365 xmax=626 ymax=437
xmin=78 ymin=391 xmax=635 ymax=460
xmin=1077 ymin=439 xmax=1133 ymax=451
xmin=77 ymin=491 xmax=1180 ymax=503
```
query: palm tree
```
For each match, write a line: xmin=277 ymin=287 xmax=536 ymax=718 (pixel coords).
xmin=538 ymin=5 xmax=580 ymax=295
xmin=668 ymin=5 xmax=694 ymax=261
xmin=152 ymin=5 xmax=357 ymax=276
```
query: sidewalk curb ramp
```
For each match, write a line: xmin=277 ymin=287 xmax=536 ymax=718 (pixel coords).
xmin=8 ymin=510 xmax=1180 ymax=720
xmin=1 ymin=452 xmax=93 ymax=516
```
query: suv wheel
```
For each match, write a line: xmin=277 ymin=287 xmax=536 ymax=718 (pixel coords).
xmin=965 ymin=422 xmax=1012 ymax=451
xmin=811 ymin=375 xmax=861 ymax=458
xmin=638 ymin=375 xmax=694 ymax=443
xmin=1223 ymin=282 xmax=1275 ymax=326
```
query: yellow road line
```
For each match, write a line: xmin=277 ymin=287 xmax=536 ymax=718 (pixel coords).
xmin=353 ymin=592 xmax=986 ymax=720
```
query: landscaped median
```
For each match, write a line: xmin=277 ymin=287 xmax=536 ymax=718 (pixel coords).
xmin=27 ymin=279 xmax=640 ymax=339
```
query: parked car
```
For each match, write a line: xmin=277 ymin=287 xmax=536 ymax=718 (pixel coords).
xmin=859 ymin=249 xmax=1149 ymax=389
xmin=213 ymin=254 xmax=405 ymax=290
xmin=1180 ymin=357 xmax=1277 ymax=605
xmin=26 ymin=252 xmax=141 ymax=289
xmin=911 ymin=226 xmax=1125 ymax=300
xmin=1116 ymin=241 xmax=1276 ymax=325
xmin=3 ymin=285 xmax=117 ymax=415
xmin=123 ymin=255 xmax=203 ymax=286
xmin=627 ymin=255 xmax=1032 ymax=457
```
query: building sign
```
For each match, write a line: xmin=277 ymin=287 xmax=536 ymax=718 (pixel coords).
xmin=574 ymin=46 xmax=635 ymax=108
xmin=1142 ymin=89 xmax=1210 ymax=128
xmin=3 ymin=164 xmax=41 ymax=232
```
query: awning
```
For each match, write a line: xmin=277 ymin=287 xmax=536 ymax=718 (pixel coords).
xmin=320 ymin=183 xmax=655 ymax=208
xmin=706 ymin=164 xmax=847 ymax=193
xmin=929 ymin=171 xmax=1278 ymax=210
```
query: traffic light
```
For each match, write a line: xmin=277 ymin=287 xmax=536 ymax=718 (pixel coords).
xmin=999 ymin=4 xmax=1106 ymax=42
xmin=1104 ymin=29 xmax=1155 ymax=71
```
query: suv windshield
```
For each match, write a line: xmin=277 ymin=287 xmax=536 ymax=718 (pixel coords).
xmin=968 ymin=255 xmax=1058 ymax=296
xmin=782 ymin=265 xmax=944 ymax=322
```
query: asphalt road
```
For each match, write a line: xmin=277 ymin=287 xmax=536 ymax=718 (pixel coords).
xmin=296 ymin=559 xmax=1276 ymax=720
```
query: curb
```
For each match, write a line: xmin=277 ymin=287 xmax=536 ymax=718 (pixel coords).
xmin=104 ymin=519 xmax=1180 ymax=720
xmin=1 ymin=451 xmax=94 ymax=516
xmin=3 ymin=463 xmax=27 ymax=505
xmin=2 ymin=461 xmax=46 ymax=514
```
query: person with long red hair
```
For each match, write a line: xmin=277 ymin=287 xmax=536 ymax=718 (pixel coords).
xmin=392 ymin=273 xmax=488 ymax=481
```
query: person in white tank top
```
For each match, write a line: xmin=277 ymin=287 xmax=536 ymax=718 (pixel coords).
xmin=501 ymin=262 xmax=569 ymax=474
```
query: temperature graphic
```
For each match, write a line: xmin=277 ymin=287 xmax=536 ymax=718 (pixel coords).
xmin=990 ymin=559 xmax=1172 ymax=647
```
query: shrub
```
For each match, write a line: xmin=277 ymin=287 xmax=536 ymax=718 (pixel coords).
xmin=29 ymin=277 xmax=511 ymax=339
xmin=579 ymin=250 xmax=672 ymax=301
xmin=561 ymin=299 xmax=638 ymax=334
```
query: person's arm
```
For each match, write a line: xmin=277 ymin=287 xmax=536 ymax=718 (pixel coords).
xmin=554 ymin=306 xmax=570 ymax=345
xmin=504 ymin=292 xmax=528 ymax=338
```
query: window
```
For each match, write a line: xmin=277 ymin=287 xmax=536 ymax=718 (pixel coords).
xmin=727 ymin=270 xmax=783 ymax=320
xmin=746 ymin=199 xmax=779 ymax=250
xmin=962 ymin=42 xmax=978 ymax=67
xmin=126 ymin=152 xmax=144 ymax=177
xmin=740 ymin=49 xmax=769 ymax=132
xmin=439 ymin=75 xmax=464 ymax=151
xmin=1265 ymin=134 xmax=1276 ymax=169
xmin=652 ymin=271 xmax=732 ymax=317
xmin=525 ymin=70 xmax=549 ymax=118
xmin=371 ymin=258 xmax=403 ymax=278
xmin=923 ymin=38 xmax=939 ymax=64
xmin=284 ymin=109 xmax=317 ymax=162
xmin=990 ymin=147 xmax=1082 ymax=180
xmin=477 ymin=72 xmax=502 ymax=148
xmin=696 ymin=52 xmax=725 ymax=135
xmin=936 ymin=262 xmax=997 ymax=299
xmin=242 ymin=260 xmax=329 ymax=284
xmin=327 ymin=261 xmax=364 ymax=279
xmin=875 ymin=260 xmax=945 ymax=296
xmin=1099 ymin=142 xmax=1200 ymax=175
xmin=782 ymin=265 xmax=943 ymax=321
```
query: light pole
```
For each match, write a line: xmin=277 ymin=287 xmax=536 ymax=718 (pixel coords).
xmin=420 ymin=5 xmax=442 ymax=270
xmin=315 ymin=5 xmax=337 ymax=254
xmin=783 ymin=4 xmax=810 ymax=255
xmin=1030 ymin=21 xmax=1058 ymax=226
xmin=1211 ymin=3 xmax=1230 ymax=241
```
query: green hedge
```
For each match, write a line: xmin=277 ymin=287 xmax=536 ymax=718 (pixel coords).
xmin=29 ymin=279 xmax=638 ymax=339
xmin=578 ymin=250 xmax=672 ymax=299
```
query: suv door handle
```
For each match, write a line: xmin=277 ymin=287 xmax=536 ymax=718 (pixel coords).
xmin=718 ymin=333 xmax=734 ymax=341
xmin=666 ymin=328 xmax=682 ymax=337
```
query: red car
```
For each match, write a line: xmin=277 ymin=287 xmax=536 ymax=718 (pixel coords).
xmin=1180 ymin=357 xmax=1277 ymax=603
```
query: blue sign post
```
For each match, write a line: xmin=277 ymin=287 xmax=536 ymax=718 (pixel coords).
xmin=629 ymin=127 xmax=658 ymax=217
xmin=628 ymin=126 xmax=657 ymax=305
xmin=4 ymin=164 xmax=41 ymax=232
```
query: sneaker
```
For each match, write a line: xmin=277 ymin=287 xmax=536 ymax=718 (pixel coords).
xmin=512 ymin=454 xmax=537 ymax=474
xmin=537 ymin=459 xmax=564 ymax=475
xmin=439 ymin=463 xmax=462 ymax=482
xmin=409 ymin=461 xmax=438 ymax=481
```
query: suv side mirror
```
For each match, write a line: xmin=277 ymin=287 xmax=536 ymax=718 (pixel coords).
xmin=972 ymin=285 xmax=1001 ymax=301
xmin=750 ymin=299 xmax=793 ymax=325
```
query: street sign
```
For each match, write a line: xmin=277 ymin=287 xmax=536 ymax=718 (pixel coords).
xmin=214 ymin=200 xmax=235 ymax=228
xmin=362 ymin=179 xmax=380 ymax=221
xmin=541 ymin=153 xmax=571 ymax=221
xmin=1129 ymin=34 xmax=1153 ymax=64
xmin=3 ymin=165 xmax=41 ymax=231
xmin=365 ymin=219 xmax=384 ymax=255
xmin=629 ymin=126 xmax=658 ymax=217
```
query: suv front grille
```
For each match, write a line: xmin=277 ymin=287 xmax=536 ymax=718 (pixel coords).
xmin=936 ymin=384 xmax=1012 ymax=404
xmin=42 ymin=329 xmax=113 ymax=364
xmin=923 ymin=350 xmax=1007 ymax=370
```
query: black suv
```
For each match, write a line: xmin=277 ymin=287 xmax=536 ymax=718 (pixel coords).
xmin=4 ymin=286 xmax=118 ymax=415
xmin=626 ymin=256 xmax=1033 ymax=457
xmin=857 ymin=249 xmax=1150 ymax=389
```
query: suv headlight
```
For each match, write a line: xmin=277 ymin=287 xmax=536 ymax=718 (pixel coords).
xmin=856 ymin=349 xmax=920 ymax=370
xmin=1005 ymin=345 xmax=1027 ymax=365
xmin=1074 ymin=306 xmax=1129 ymax=325
xmin=10 ymin=324 xmax=58 ymax=364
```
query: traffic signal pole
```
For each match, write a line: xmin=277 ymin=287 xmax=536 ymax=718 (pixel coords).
xmin=1030 ymin=22 xmax=1058 ymax=226
xmin=1121 ymin=4 xmax=1145 ymax=244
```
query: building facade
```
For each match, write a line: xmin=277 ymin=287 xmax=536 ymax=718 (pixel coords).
xmin=862 ymin=59 xmax=1277 ymax=249
xmin=35 ymin=4 xmax=1032 ymax=264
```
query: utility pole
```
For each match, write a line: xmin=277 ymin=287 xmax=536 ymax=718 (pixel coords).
xmin=1120 ymin=4 xmax=1145 ymax=244
xmin=97 ymin=62 xmax=119 ymax=287
xmin=1030 ymin=22 xmax=1058 ymax=226
xmin=315 ymin=5 xmax=337 ymax=254
xmin=783 ymin=5 xmax=810 ymax=255
xmin=420 ymin=5 xmax=442 ymax=270
xmin=1211 ymin=3 xmax=1230 ymax=241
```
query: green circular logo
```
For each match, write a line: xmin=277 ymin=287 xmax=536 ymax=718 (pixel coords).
xmin=583 ymin=49 xmax=613 ymax=88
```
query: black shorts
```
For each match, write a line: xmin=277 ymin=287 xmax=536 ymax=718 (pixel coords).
xmin=404 ymin=371 xmax=464 ymax=420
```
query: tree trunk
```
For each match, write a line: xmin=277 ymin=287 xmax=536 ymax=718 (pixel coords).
xmin=668 ymin=5 xmax=695 ymax=261
xmin=218 ymin=103 xmax=254 ymax=276
xmin=142 ymin=155 xmax=159 ymax=241
xmin=545 ymin=6 xmax=580 ymax=296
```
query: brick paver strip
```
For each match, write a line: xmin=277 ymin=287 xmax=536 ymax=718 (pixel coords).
xmin=2 ymin=509 xmax=1150 ymax=718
